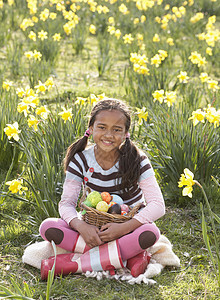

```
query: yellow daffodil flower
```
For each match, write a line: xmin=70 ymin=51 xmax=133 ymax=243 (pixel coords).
xmin=28 ymin=31 xmax=36 ymax=41
xmin=164 ymin=91 xmax=177 ymax=107
xmin=123 ymin=34 xmax=134 ymax=44
xmin=36 ymin=106 xmax=50 ymax=120
xmin=115 ymin=29 xmax=121 ymax=39
xmin=151 ymin=54 xmax=162 ymax=67
xmin=153 ymin=34 xmax=160 ymax=42
xmin=207 ymin=80 xmax=219 ymax=92
xmin=58 ymin=107 xmax=73 ymax=123
xmin=4 ymin=122 xmax=21 ymax=141
xmin=75 ymin=97 xmax=87 ymax=105
xmin=199 ymin=72 xmax=209 ymax=83
xmin=177 ymin=71 xmax=189 ymax=83
xmin=6 ymin=179 xmax=28 ymax=194
xmin=136 ymin=107 xmax=148 ymax=125
xmin=28 ymin=115 xmax=39 ymax=131
xmin=178 ymin=168 xmax=196 ymax=198
xmin=38 ymin=30 xmax=48 ymax=41
xmin=152 ymin=90 xmax=165 ymax=104
xmin=35 ymin=81 xmax=47 ymax=94
xmin=89 ymin=24 xmax=96 ymax=34
xmin=166 ymin=38 xmax=174 ymax=46
xmin=33 ymin=50 xmax=42 ymax=61
xmin=52 ymin=33 xmax=61 ymax=41
xmin=188 ymin=109 xmax=206 ymax=126
xmin=2 ymin=80 xmax=13 ymax=91
xmin=205 ymin=105 xmax=220 ymax=128
xmin=17 ymin=102 xmax=29 ymax=117
xmin=45 ymin=77 xmax=54 ymax=90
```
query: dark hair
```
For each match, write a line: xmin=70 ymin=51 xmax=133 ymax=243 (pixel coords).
xmin=64 ymin=98 xmax=142 ymax=191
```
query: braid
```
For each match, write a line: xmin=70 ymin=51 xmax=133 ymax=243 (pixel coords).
xmin=118 ymin=137 xmax=142 ymax=192
xmin=64 ymin=136 xmax=89 ymax=172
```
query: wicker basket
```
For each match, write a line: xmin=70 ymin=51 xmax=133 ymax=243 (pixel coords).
xmin=79 ymin=186 xmax=142 ymax=229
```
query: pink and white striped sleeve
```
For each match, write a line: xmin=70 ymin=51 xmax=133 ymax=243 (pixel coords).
xmin=133 ymin=175 xmax=165 ymax=224
xmin=58 ymin=179 xmax=82 ymax=224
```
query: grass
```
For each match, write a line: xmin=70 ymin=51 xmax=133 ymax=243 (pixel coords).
xmin=0 ymin=201 xmax=219 ymax=299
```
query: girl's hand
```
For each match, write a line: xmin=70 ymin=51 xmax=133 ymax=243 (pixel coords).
xmin=98 ymin=218 xmax=143 ymax=242
xmin=98 ymin=223 xmax=125 ymax=242
xmin=70 ymin=219 xmax=103 ymax=248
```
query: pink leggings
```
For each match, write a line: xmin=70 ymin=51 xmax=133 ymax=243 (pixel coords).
xmin=39 ymin=218 xmax=160 ymax=261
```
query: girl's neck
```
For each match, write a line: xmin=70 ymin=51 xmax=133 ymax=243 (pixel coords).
xmin=94 ymin=145 xmax=119 ymax=170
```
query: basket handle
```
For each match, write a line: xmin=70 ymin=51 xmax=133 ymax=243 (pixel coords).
xmin=78 ymin=185 xmax=91 ymax=208
xmin=127 ymin=202 xmax=143 ymax=217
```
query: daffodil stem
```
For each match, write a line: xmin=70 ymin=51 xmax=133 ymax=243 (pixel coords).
xmin=195 ymin=180 xmax=220 ymax=282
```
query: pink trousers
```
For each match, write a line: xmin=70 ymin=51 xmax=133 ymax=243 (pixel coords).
xmin=39 ymin=218 xmax=160 ymax=261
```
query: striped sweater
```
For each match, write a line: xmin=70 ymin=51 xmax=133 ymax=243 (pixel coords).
xmin=59 ymin=145 xmax=165 ymax=225
xmin=66 ymin=145 xmax=154 ymax=206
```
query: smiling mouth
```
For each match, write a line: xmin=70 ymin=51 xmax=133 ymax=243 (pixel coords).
xmin=102 ymin=140 xmax=113 ymax=145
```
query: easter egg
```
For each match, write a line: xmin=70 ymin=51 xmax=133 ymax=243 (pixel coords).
xmin=84 ymin=199 xmax=92 ymax=207
xmin=120 ymin=204 xmax=129 ymax=213
xmin=96 ymin=201 xmax=109 ymax=212
xmin=86 ymin=191 xmax=102 ymax=208
xmin=121 ymin=211 xmax=127 ymax=216
xmin=108 ymin=201 xmax=116 ymax=207
xmin=101 ymin=192 xmax=112 ymax=204
xmin=108 ymin=203 xmax=121 ymax=215
xmin=111 ymin=194 xmax=123 ymax=205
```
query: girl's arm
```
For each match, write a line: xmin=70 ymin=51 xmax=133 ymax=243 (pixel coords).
xmin=59 ymin=178 xmax=103 ymax=248
xmin=58 ymin=179 xmax=82 ymax=224
xmin=133 ymin=175 xmax=165 ymax=224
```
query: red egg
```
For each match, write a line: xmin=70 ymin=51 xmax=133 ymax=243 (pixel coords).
xmin=101 ymin=192 xmax=112 ymax=204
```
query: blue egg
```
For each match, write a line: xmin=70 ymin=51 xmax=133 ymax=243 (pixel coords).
xmin=111 ymin=194 xmax=123 ymax=205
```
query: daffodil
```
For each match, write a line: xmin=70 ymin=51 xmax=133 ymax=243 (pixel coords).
xmin=58 ymin=107 xmax=73 ymax=123
xmin=164 ymin=91 xmax=176 ymax=107
xmin=28 ymin=115 xmax=39 ymax=131
xmin=153 ymin=34 xmax=160 ymax=42
xmin=16 ymin=88 xmax=25 ymax=98
xmin=52 ymin=33 xmax=61 ymax=41
xmin=33 ymin=50 xmax=42 ymax=61
xmin=17 ymin=102 xmax=29 ymax=117
xmin=2 ymin=80 xmax=13 ymax=91
xmin=97 ymin=93 xmax=106 ymax=100
xmin=188 ymin=109 xmax=206 ymax=126
xmin=6 ymin=179 xmax=28 ymax=194
xmin=28 ymin=31 xmax=36 ymax=41
xmin=205 ymin=105 xmax=220 ymax=128
xmin=123 ymin=34 xmax=134 ymax=44
xmin=89 ymin=24 xmax=96 ymax=34
xmin=45 ymin=77 xmax=54 ymax=90
xmin=199 ymin=73 xmax=209 ymax=83
xmin=49 ymin=12 xmax=57 ymax=20
xmin=136 ymin=107 xmax=148 ymax=125
xmin=119 ymin=3 xmax=129 ymax=15
xmin=158 ymin=50 xmax=168 ymax=61
xmin=35 ymin=81 xmax=47 ymax=94
xmin=24 ymin=51 xmax=33 ymax=60
xmin=115 ymin=29 xmax=121 ymax=39
xmin=151 ymin=54 xmax=162 ymax=67
xmin=4 ymin=122 xmax=21 ymax=141
xmin=177 ymin=71 xmax=189 ymax=83
xmin=178 ymin=168 xmax=196 ymax=198
xmin=89 ymin=94 xmax=98 ymax=105
xmin=75 ymin=97 xmax=87 ymax=105
xmin=36 ymin=106 xmax=50 ymax=120
xmin=38 ymin=30 xmax=48 ymax=41
xmin=207 ymin=80 xmax=219 ymax=92
xmin=152 ymin=90 xmax=164 ymax=103
xmin=166 ymin=38 xmax=174 ymax=46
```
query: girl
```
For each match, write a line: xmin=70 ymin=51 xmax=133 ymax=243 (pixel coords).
xmin=40 ymin=99 xmax=165 ymax=279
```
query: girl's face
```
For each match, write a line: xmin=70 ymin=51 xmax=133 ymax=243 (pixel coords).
xmin=90 ymin=110 xmax=127 ymax=154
